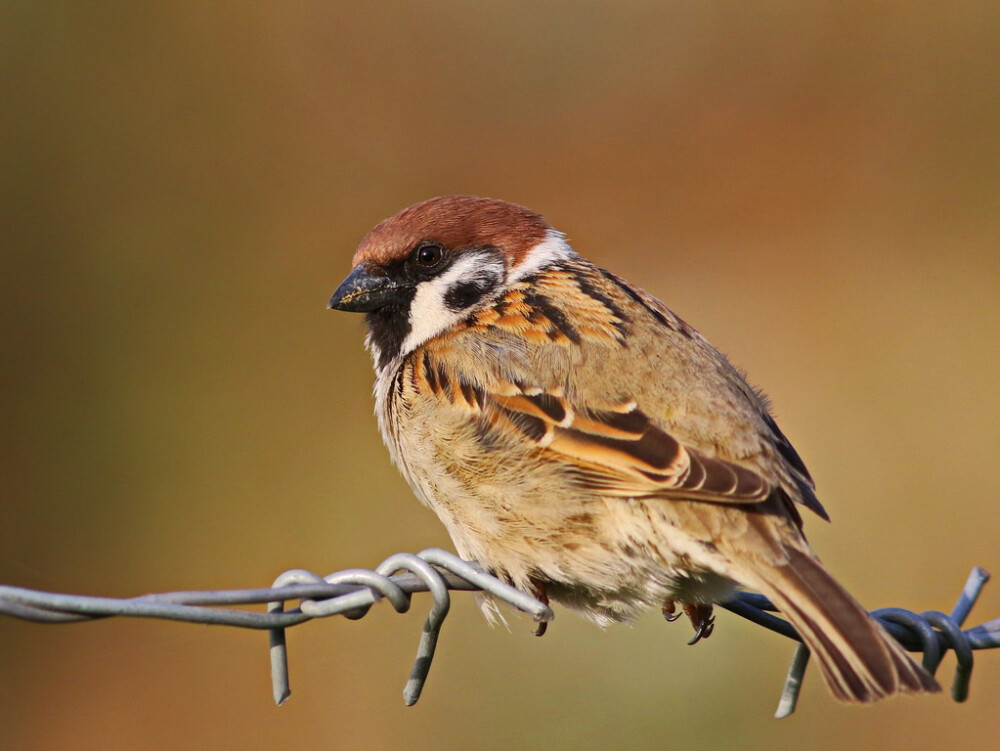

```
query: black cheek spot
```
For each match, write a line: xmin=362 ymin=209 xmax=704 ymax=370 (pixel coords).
xmin=444 ymin=281 xmax=486 ymax=311
xmin=444 ymin=269 xmax=502 ymax=313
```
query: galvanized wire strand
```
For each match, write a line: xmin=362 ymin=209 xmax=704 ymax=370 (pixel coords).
xmin=774 ymin=644 xmax=811 ymax=719
xmin=921 ymin=611 xmax=973 ymax=702
xmin=375 ymin=553 xmax=451 ymax=705
xmin=761 ymin=566 xmax=995 ymax=717
xmin=1 ymin=554 xmax=995 ymax=715
xmin=258 ymin=549 xmax=554 ymax=706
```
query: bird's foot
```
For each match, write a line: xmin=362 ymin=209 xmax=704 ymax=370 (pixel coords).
xmin=530 ymin=577 xmax=549 ymax=637
xmin=684 ymin=603 xmax=715 ymax=645
xmin=661 ymin=599 xmax=682 ymax=622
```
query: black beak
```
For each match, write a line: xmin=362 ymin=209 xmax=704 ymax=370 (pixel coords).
xmin=328 ymin=264 xmax=405 ymax=313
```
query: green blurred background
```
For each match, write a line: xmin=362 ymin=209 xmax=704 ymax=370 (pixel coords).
xmin=2 ymin=3 xmax=999 ymax=749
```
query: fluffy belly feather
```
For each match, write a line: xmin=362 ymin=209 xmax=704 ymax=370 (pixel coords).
xmin=423 ymin=482 xmax=739 ymax=626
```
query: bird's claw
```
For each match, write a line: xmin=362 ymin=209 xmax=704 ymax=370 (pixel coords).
xmin=530 ymin=577 xmax=549 ymax=637
xmin=662 ymin=599 xmax=682 ymax=622
xmin=685 ymin=603 xmax=716 ymax=645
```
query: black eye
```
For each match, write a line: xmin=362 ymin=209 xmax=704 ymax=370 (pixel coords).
xmin=414 ymin=242 xmax=444 ymax=268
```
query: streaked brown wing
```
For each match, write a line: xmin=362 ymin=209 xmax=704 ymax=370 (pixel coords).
xmin=407 ymin=259 xmax=825 ymax=516
xmin=412 ymin=347 xmax=772 ymax=505
xmin=491 ymin=390 xmax=771 ymax=503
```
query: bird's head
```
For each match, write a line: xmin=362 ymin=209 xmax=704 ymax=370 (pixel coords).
xmin=329 ymin=196 xmax=573 ymax=368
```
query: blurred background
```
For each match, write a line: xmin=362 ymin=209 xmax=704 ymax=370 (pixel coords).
xmin=2 ymin=2 xmax=999 ymax=749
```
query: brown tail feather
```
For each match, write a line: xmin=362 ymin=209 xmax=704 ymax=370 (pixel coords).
xmin=744 ymin=546 xmax=940 ymax=702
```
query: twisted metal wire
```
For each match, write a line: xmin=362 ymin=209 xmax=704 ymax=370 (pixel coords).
xmin=0 ymin=549 xmax=553 ymax=707
xmin=1 ymin=552 xmax=996 ymax=715
xmin=719 ymin=566 xmax=995 ymax=717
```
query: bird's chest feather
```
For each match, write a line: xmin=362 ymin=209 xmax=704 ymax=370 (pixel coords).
xmin=373 ymin=345 xmax=736 ymax=620
xmin=376 ymin=348 xmax=574 ymax=540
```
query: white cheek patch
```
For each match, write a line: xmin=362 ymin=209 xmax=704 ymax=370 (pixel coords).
xmin=401 ymin=253 xmax=505 ymax=356
xmin=508 ymin=229 xmax=575 ymax=283
xmin=403 ymin=282 xmax=460 ymax=355
xmin=396 ymin=234 xmax=575 ymax=359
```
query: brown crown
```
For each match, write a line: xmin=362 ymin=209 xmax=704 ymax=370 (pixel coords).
xmin=352 ymin=196 xmax=551 ymax=269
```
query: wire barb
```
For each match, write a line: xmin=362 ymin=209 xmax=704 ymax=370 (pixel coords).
xmin=0 ymin=557 xmax=995 ymax=713
xmin=259 ymin=549 xmax=553 ymax=706
xmin=720 ymin=566 xmax=996 ymax=717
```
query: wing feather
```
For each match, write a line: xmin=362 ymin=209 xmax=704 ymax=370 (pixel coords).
xmin=407 ymin=259 xmax=824 ymax=517
xmin=420 ymin=357 xmax=772 ymax=505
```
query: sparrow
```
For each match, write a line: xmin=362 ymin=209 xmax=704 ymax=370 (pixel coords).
xmin=328 ymin=195 xmax=939 ymax=703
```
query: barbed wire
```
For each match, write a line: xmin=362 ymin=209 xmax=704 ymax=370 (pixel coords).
xmin=718 ymin=565 xmax=995 ymax=717
xmin=1 ymin=549 xmax=996 ymax=716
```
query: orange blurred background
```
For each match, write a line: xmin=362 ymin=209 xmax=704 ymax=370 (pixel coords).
xmin=2 ymin=3 xmax=999 ymax=749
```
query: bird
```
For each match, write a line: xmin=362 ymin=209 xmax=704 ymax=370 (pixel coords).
xmin=328 ymin=195 xmax=939 ymax=703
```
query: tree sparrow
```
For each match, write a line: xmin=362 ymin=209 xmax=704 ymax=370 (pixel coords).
xmin=328 ymin=195 xmax=939 ymax=703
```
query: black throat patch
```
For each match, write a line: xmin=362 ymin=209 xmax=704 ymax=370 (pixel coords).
xmin=366 ymin=289 xmax=416 ymax=370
